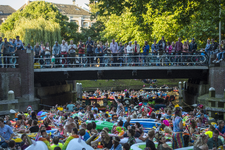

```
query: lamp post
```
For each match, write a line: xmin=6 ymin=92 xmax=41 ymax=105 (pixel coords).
xmin=219 ymin=0 xmax=221 ymax=44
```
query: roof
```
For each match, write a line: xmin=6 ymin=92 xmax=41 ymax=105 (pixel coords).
xmin=54 ymin=3 xmax=91 ymax=16
xmin=19 ymin=1 xmax=91 ymax=16
xmin=0 ymin=5 xmax=16 ymax=20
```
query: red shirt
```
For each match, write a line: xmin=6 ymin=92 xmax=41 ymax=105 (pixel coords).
xmin=78 ymin=44 xmax=85 ymax=54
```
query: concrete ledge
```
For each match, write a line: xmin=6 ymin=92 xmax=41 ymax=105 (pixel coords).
xmin=205 ymin=107 xmax=225 ymax=112
xmin=34 ymin=66 xmax=209 ymax=72
xmin=0 ymin=109 xmax=18 ymax=116
xmin=0 ymin=99 xmax=18 ymax=104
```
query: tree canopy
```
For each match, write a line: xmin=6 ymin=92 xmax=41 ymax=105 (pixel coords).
xmin=0 ymin=1 xmax=78 ymax=42
xmin=90 ymin=0 xmax=225 ymax=48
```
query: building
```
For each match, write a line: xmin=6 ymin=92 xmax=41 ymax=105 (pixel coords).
xmin=20 ymin=0 xmax=95 ymax=32
xmin=55 ymin=3 xmax=94 ymax=32
xmin=0 ymin=5 xmax=16 ymax=25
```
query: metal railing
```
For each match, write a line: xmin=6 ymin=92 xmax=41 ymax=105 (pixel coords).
xmin=0 ymin=53 xmax=19 ymax=68
xmin=33 ymin=52 xmax=209 ymax=68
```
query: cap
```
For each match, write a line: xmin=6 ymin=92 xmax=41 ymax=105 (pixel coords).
xmin=192 ymin=38 xmax=195 ymax=40
xmin=97 ymin=44 xmax=100 ymax=47
xmin=55 ymin=41 xmax=58 ymax=43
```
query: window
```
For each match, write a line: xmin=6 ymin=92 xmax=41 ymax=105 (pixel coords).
xmin=75 ymin=8 xmax=80 ymax=11
xmin=83 ymin=22 xmax=88 ymax=28
xmin=70 ymin=20 xmax=79 ymax=25
xmin=0 ymin=11 xmax=3 ymax=14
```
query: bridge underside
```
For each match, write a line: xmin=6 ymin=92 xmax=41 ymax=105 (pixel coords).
xmin=34 ymin=66 xmax=209 ymax=82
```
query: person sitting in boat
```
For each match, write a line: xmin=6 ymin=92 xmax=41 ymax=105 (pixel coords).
xmin=216 ymin=120 xmax=225 ymax=136
xmin=193 ymin=133 xmax=209 ymax=150
xmin=106 ymin=137 xmax=122 ymax=150
xmin=64 ymin=117 xmax=77 ymax=133
xmin=197 ymin=118 xmax=205 ymax=128
xmin=155 ymin=131 xmax=172 ymax=150
xmin=127 ymin=128 xmax=136 ymax=146
xmin=111 ymin=120 xmax=124 ymax=134
xmin=200 ymin=114 xmax=208 ymax=124
xmin=205 ymin=125 xmax=215 ymax=138
xmin=91 ymin=128 xmax=113 ymax=149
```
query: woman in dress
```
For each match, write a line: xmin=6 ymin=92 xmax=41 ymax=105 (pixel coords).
xmin=172 ymin=107 xmax=184 ymax=149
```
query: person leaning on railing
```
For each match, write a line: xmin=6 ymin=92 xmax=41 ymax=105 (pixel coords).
xmin=33 ymin=42 xmax=41 ymax=63
xmin=189 ymin=38 xmax=197 ymax=55
xmin=68 ymin=40 xmax=77 ymax=67
xmin=133 ymin=41 xmax=140 ymax=66
xmin=2 ymin=38 xmax=14 ymax=68
xmin=78 ymin=40 xmax=85 ymax=67
xmin=86 ymin=37 xmax=94 ymax=66
xmin=52 ymin=41 xmax=61 ymax=65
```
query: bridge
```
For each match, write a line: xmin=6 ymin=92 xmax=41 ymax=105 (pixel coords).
xmin=0 ymin=51 xmax=224 ymax=115
xmin=33 ymin=52 xmax=209 ymax=81
xmin=34 ymin=66 xmax=209 ymax=81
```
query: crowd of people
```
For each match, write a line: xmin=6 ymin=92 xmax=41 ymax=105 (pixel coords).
xmin=1 ymin=36 xmax=224 ymax=68
xmin=0 ymin=89 xmax=225 ymax=150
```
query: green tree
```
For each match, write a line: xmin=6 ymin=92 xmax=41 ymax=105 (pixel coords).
xmin=0 ymin=1 xmax=78 ymax=42
xmin=4 ymin=17 xmax=61 ymax=46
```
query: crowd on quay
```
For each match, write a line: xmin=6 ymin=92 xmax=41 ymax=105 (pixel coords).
xmin=1 ymin=87 xmax=225 ymax=150
xmin=1 ymin=36 xmax=224 ymax=68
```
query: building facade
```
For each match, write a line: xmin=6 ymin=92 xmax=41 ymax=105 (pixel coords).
xmin=54 ymin=3 xmax=94 ymax=32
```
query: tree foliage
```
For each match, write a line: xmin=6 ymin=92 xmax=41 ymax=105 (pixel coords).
xmin=0 ymin=1 xmax=78 ymax=41
xmin=91 ymin=0 xmax=225 ymax=48
xmin=3 ymin=18 xmax=61 ymax=46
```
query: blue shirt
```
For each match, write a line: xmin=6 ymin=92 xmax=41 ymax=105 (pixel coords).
xmin=95 ymin=47 xmax=102 ymax=54
xmin=110 ymin=144 xmax=122 ymax=150
xmin=217 ymin=126 xmax=225 ymax=134
xmin=0 ymin=125 xmax=14 ymax=141
xmin=205 ymin=43 xmax=211 ymax=53
xmin=83 ymin=131 xmax=90 ymax=141
xmin=86 ymin=40 xmax=93 ymax=52
xmin=66 ymin=104 xmax=75 ymax=112
xmin=143 ymin=44 xmax=150 ymax=55
xmin=91 ymin=107 xmax=98 ymax=111
xmin=173 ymin=116 xmax=183 ymax=132
xmin=151 ymin=44 xmax=158 ymax=52
xmin=9 ymin=42 xmax=16 ymax=53
xmin=15 ymin=40 xmax=23 ymax=48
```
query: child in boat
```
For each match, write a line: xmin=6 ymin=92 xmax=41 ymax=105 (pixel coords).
xmin=164 ymin=126 xmax=172 ymax=137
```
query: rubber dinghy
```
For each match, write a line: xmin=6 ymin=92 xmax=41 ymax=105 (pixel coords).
xmin=131 ymin=142 xmax=172 ymax=150
xmin=130 ymin=121 xmax=161 ymax=130
xmin=86 ymin=120 xmax=116 ymax=131
xmin=131 ymin=119 xmax=156 ymax=122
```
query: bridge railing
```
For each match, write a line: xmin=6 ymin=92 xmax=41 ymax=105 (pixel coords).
xmin=0 ymin=53 xmax=19 ymax=68
xmin=33 ymin=52 xmax=209 ymax=68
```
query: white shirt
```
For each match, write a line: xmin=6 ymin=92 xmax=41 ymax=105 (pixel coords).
xmin=68 ymin=44 xmax=77 ymax=53
xmin=61 ymin=44 xmax=68 ymax=53
xmin=126 ymin=45 xmax=133 ymax=53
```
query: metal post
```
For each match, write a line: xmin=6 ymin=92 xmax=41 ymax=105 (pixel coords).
xmin=219 ymin=0 xmax=221 ymax=44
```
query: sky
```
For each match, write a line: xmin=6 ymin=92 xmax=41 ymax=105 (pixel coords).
xmin=1 ymin=0 xmax=89 ymax=10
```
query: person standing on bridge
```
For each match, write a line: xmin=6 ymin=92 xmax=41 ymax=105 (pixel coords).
xmin=133 ymin=41 xmax=140 ymax=66
xmin=52 ymin=41 xmax=61 ymax=66
xmin=189 ymin=38 xmax=197 ymax=54
xmin=68 ymin=40 xmax=77 ymax=67
xmin=61 ymin=40 xmax=68 ymax=67
xmin=110 ymin=39 xmax=118 ymax=66
xmin=175 ymin=37 xmax=183 ymax=66
xmin=86 ymin=37 xmax=94 ymax=67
